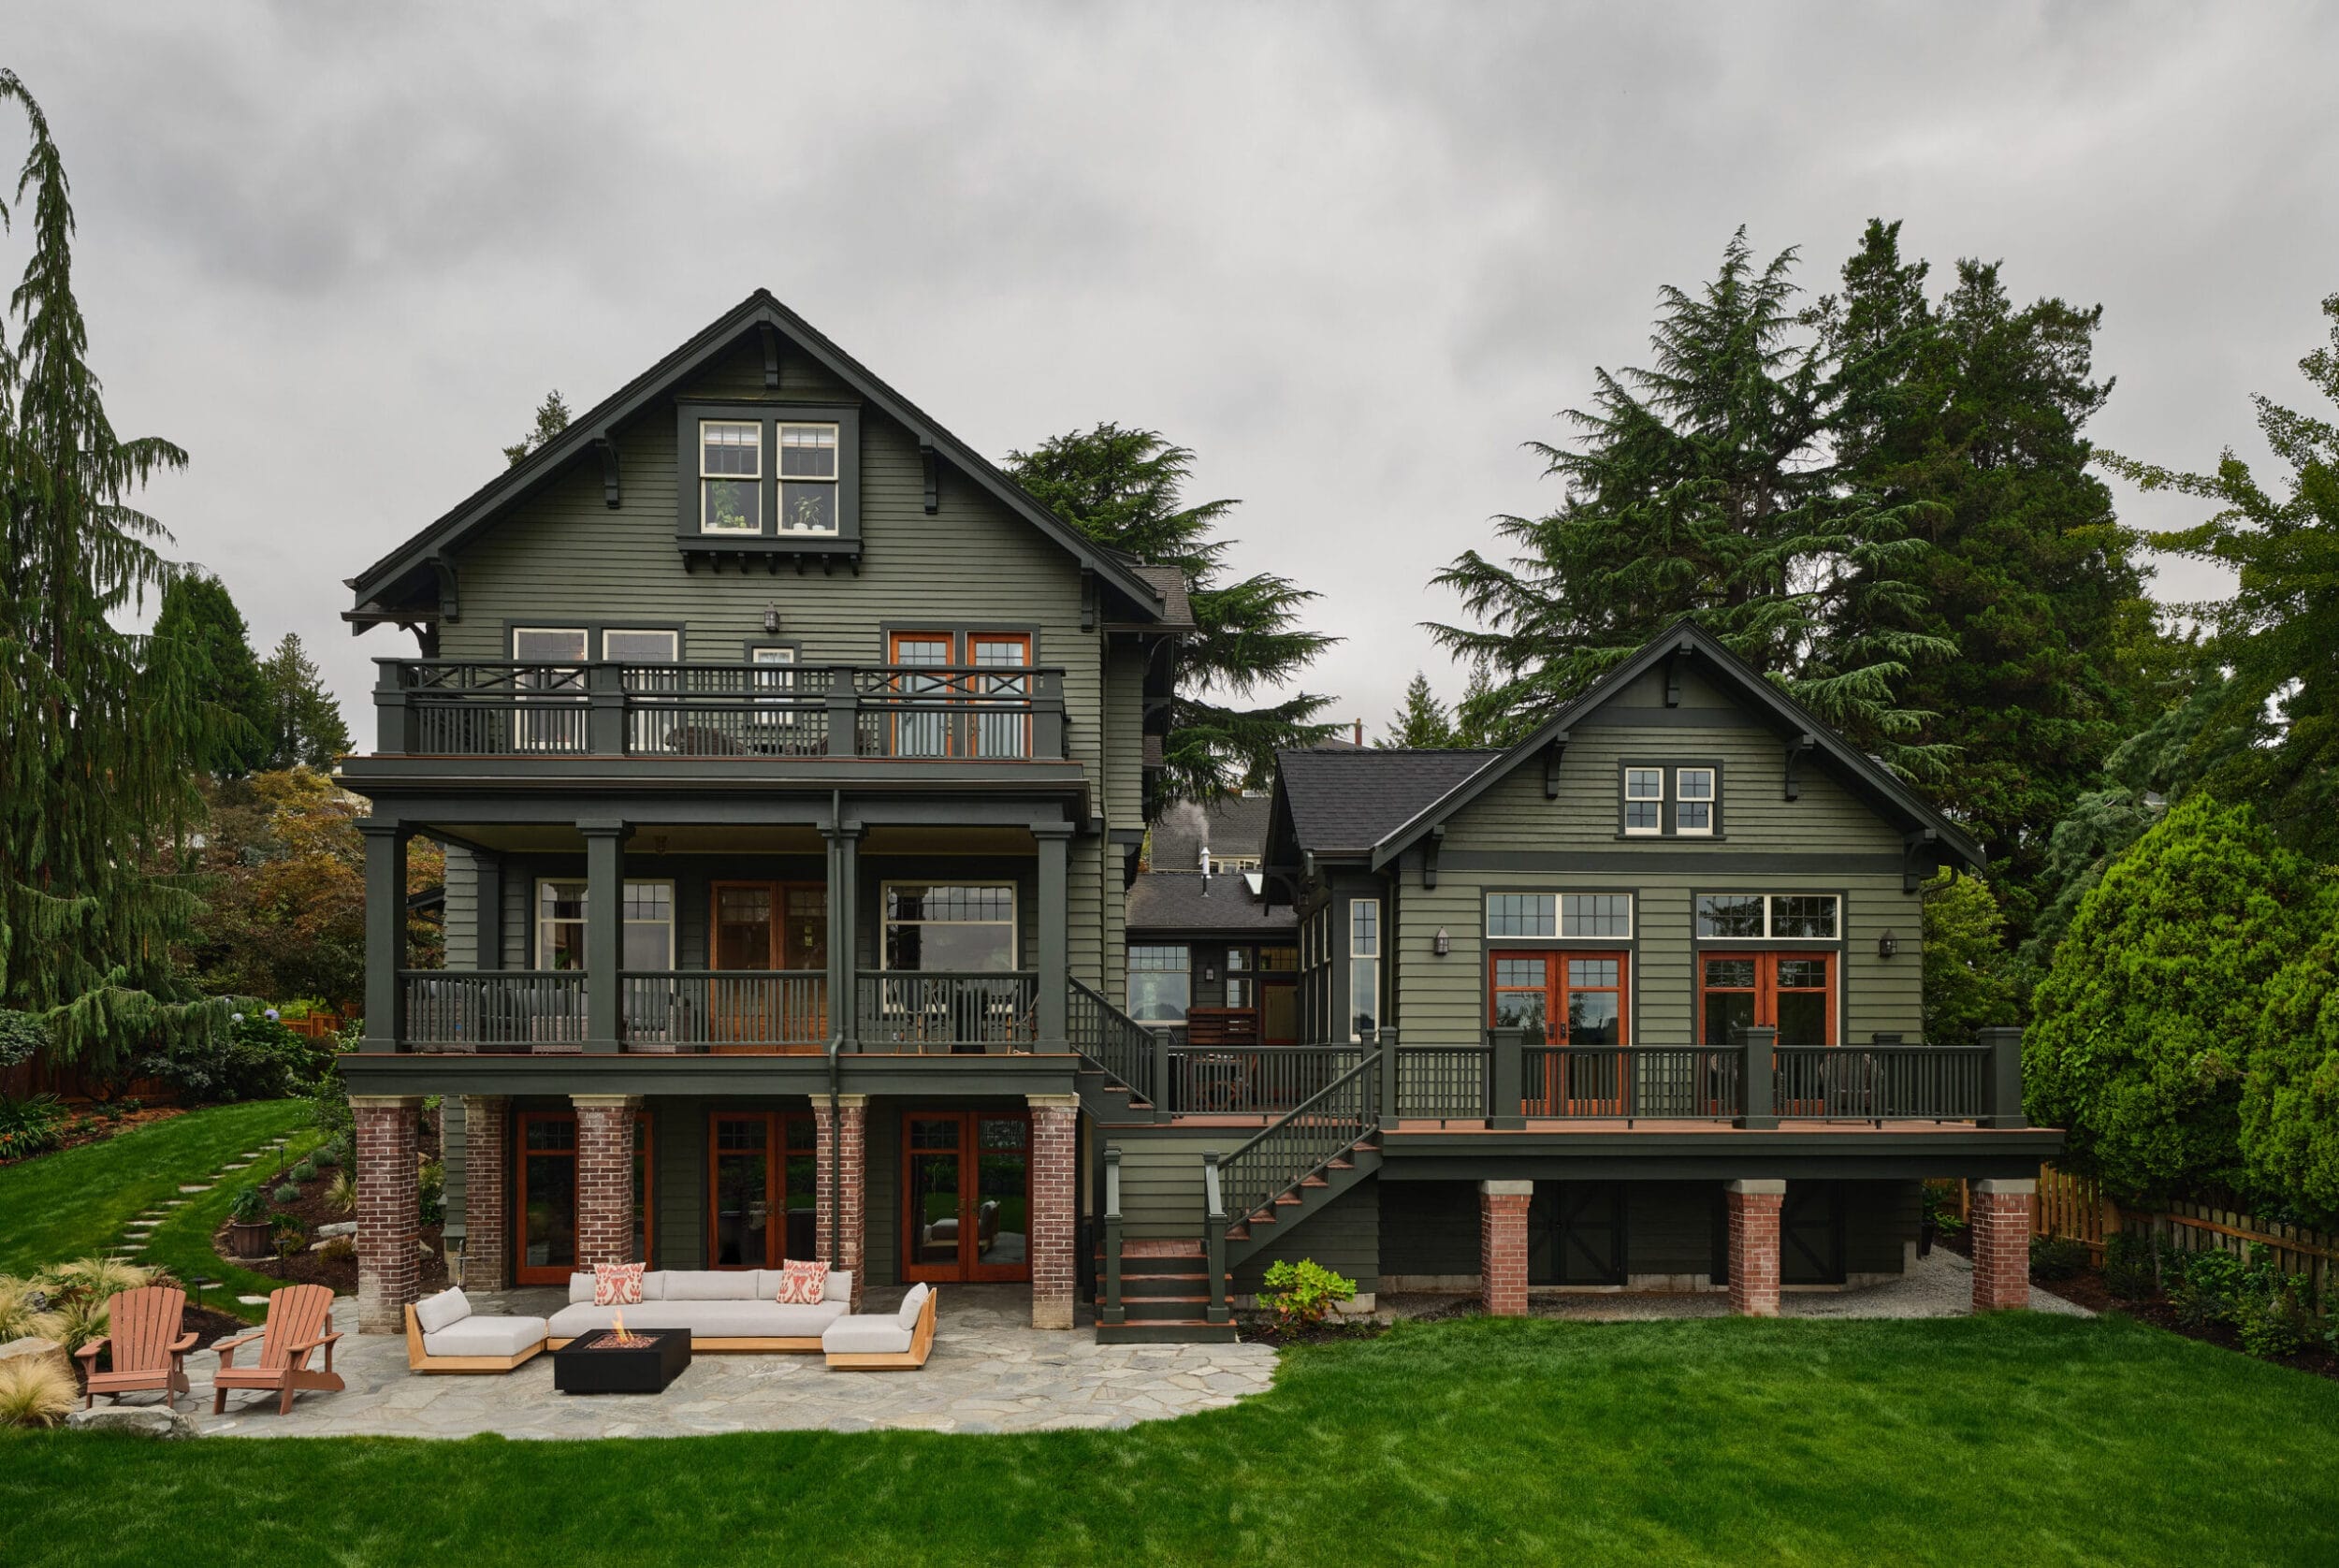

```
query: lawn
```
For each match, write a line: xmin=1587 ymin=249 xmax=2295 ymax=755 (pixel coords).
xmin=0 ymin=1098 xmax=313 ymax=1276
xmin=7 ymin=1312 xmax=2338 ymax=1565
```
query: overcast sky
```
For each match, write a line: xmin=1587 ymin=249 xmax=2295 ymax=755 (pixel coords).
xmin=8 ymin=3 xmax=2336 ymax=739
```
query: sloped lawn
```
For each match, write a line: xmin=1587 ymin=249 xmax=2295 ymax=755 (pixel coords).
xmin=7 ymin=1312 xmax=2337 ymax=1565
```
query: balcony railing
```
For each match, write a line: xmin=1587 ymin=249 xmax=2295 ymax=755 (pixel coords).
xmin=854 ymin=971 xmax=1039 ymax=1053
xmin=371 ymin=660 xmax=1068 ymax=762
xmin=618 ymin=971 xmax=827 ymax=1052
xmin=402 ymin=971 xmax=588 ymax=1053
xmin=1168 ymin=1045 xmax=1363 ymax=1116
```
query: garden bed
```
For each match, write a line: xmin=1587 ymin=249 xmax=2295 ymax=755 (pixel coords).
xmin=0 ymin=1104 xmax=185 ymax=1168
xmin=209 ymin=1121 xmax=448 ymax=1299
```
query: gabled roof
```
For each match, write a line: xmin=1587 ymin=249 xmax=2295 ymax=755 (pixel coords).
xmin=1126 ymin=870 xmax=1294 ymax=936
xmin=1271 ymin=747 xmax=1504 ymax=860
xmin=1366 ymin=620 xmax=1985 ymax=870
xmin=347 ymin=290 xmax=1170 ymax=624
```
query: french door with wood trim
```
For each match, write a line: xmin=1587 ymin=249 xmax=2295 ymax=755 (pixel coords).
xmin=706 ymin=1111 xmax=817 ymax=1269
xmin=708 ymin=881 xmax=828 ymax=1049
xmin=515 ymin=1109 xmax=654 ymax=1285
xmin=887 ymin=630 xmax=1033 ymax=758
xmin=902 ymin=1111 xmax=1031 ymax=1284
xmin=1696 ymin=951 xmax=1838 ymax=1046
xmin=1491 ymin=951 xmax=1634 ymax=1115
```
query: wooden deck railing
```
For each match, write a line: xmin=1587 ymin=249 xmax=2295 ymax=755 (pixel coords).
xmin=402 ymin=971 xmax=588 ymax=1053
xmin=1168 ymin=1046 xmax=1362 ymax=1116
xmin=1068 ymin=980 xmax=1156 ymax=1105
xmin=1213 ymin=1050 xmax=1380 ymax=1236
xmin=617 ymin=971 xmax=827 ymax=1052
xmin=854 ymin=971 xmax=1039 ymax=1053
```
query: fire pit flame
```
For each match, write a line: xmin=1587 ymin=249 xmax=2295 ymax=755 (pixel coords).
xmin=603 ymin=1309 xmax=648 ymax=1348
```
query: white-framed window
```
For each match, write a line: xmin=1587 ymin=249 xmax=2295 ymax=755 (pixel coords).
xmin=603 ymin=629 xmax=679 ymax=665
xmin=1487 ymin=893 xmax=1634 ymax=939
xmin=535 ymin=878 xmax=676 ymax=970
xmin=1676 ymin=767 xmax=1716 ymax=835
xmin=1127 ymin=944 xmax=1190 ymax=1024
xmin=1694 ymin=893 xmax=1839 ymax=940
xmin=512 ymin=627 xmax=588 ymax=751
xmin=1348 ymin=898 xmax=1380 ymax=1041
xmin=700 ymin=419 xmax=762 ymax=533
xmin=881 ymin=882 xmax=1017 ymax=972
xmin=1623 ymin=767 xmax=1664 ymax=835
xmin=749 ymin=645 xmax=798 ymax=726
xmin=1207 ymin=853 xmax=1263 ymax=874
xmin=777 ymin=422 xmax=839 ymax=534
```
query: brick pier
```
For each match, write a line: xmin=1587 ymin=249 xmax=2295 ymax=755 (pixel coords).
xmin=815 ymin=1094 xmax=866 ymax=1310
xmin=1479 ymin=1180 xmax=1533 ymax=1316
xmin=1969 ymin=1177 xmax=2037 ymax=1312
xmin=353 ymin=1096 xmax=423 ymax=1334
xmin=571 ymin=1095 xmax=640 ymax=1269
xmin=1725 ymin=1179 xmax=1785 ymax=1317
xmin=1029 ymin=1096 xmax=1080 ymax=1329
xmin=460 ymin=1096 xmax=510 ymax=1293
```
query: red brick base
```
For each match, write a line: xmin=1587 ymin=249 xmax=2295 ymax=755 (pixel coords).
xmin=1725 ymin=1181 xmax=1785 ymax=1317
xmin=461 ymin=1096 xmax=510 ymax=1293
xmin=815 ymin=1096 xmax=866 ymax=1310
xmin=1029 ymin=1099 xmax=1079 ymax=1329
xmin=572 ymin=1096 xmax=639 ymax=1270
xmin=1480 ymin=1181 xmax=1532 ymax=1316
xmin=1970 ymin=1180 xmax=2035 ymax=1313
xmin=354 ymin=1096 xmax=422 ymax=1334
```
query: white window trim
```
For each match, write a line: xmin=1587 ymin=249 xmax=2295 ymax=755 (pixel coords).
xmin=877 ymin=879 xmax=1020 ymax=971
xmin=699 ymin=418 xmax=763 ymax=534
xmin=1484 ymin=892 xmax=1636 ymax=940
xmin=1674 ymin=767 xmax=1717 ymax=837
xmin=1693 ymin=893 xmax=1841 ymax=941
xmin=1348 ymin=897 xmax=1382 ymax=1043
xmin=534 ymin=877 xmax=678 ymax=970
xmin=776 ymin=421 xmax=841 ymax=535
xmin=1126 ymin=943 xmax=1192 ymax=1024
xmin=1622 ymin=767 xmax=1665 ymax=836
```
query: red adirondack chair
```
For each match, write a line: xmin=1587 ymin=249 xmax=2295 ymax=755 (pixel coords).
xmin=211 ymin=1284 xmax=345 ymax=1416
xmin=74 ymin=1285 xmax=198 ymax=1409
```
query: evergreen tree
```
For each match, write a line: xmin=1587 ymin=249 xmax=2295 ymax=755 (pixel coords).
xmin=260 ymin=632 xmax=351 ymax=768
xmin=151 ymin=570 xmax=269 ymax=776
xmin=1431 ymin=229 xmax=1950 ymax=771
xmin=1378 ymin=672 xmax=1459 ymax=748
xmin=502 ymin=388 xmax=571 ymax=467
xmin=0 ymin=71 xmax=219 ymax=1066
xmin=1006 ymin=422 xmax=1338 ymax=799
xmin=1816 ymin=221 xmax=2161 ymax=916
xmin=2245 ymin=893 xmax=2339 ymax=1226
xmin=2105 ymin=291 xmax=2339 ymax=861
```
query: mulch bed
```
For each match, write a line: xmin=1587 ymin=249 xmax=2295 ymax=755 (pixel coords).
xmin=211 ymin=1124 xmax=449 ymax=1299
xmin=0 ymin=1105 xmax=186 ymax=1168
xmin=1238 ymin=1314 xmax=1392 ymax=1347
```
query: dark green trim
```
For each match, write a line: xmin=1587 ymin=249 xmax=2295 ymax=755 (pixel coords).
xmin=674 ymin=399 xmax=863 ymax=553
xmin=340 ymin=1053 xmax=1083 ymax=1098
xmin=1438 ymin=850 xmax=1906 ymax=876
xmin=340 ymin=757 xmax=1094 ymax=799
xmin=1377 ymin=1126 xmax=2061 ymax=1183
xmin=1575 ymin=707 xmax=1765 ymax=730
xmin=1615 ymin=756 xmax=1727 ymax=840
xmin=348 ymin=789 xmax=1086 ymax=830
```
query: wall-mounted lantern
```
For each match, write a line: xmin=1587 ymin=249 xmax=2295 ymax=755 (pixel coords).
xmin=1878 ymin=929 xmax=1900 ymax=960
xmin=1433 ymin=927 xmax=1452 ymax=958
xmin=763 ymin=602 xmax=781 ymax=634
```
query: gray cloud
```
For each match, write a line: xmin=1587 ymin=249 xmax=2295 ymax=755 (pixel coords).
xmin=6 ymin=0 xmax=2332 ymax=738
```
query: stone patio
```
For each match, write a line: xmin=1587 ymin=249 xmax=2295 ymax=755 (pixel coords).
xmin=175 ymin=1285 xmax=1276 ymax=1439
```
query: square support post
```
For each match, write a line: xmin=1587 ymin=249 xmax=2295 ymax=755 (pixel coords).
xmin=1152 ymin=1028 xmax=1174 ymax=1118
xmin=1028 ymin=1095 xmax=1080 ymax=1329
xmin=1377 ymin=1027 xmax=1400 ymax=1125
xmin=1970 ymin=1176 xmax=2037 ymax=1312
xmin=1736 ymin=1025 xmax=1778 ymax=1129
xmin=822 ymin=822 xmax=860 ymax=1049
xmin=815 ymin=1093 xmax=866 ymax=1310
xmin=1480 ymin=1180 xmax=1533 ymax=1315
xmin=1489 ymin=1025 xmax=1526 ymax=1130
xmin=572 ymin=1095 xmax=640 ymax=1268
xmin=580 ymin=820 xmax=627 ymax=1053
xmin=353 ymin=1096 xmax=424 ymax=1333
xmin=357 ymin=821 xmax=409 ymax=1053
xmin=1978 ymin=1025 xmax=2027 ymax=1128
xmin=461 ymin=1096 xmax=511 ymax=1292
xmin=585 ymin=662 xmax=626 ymax=755
xmin=1724 ymin=1179 xmax=1785 ymax=1316
xmin=1033 ymin=823 xmax=1071 ymax=1051
xmin=474 ymin=852 xmax=504 ymax=972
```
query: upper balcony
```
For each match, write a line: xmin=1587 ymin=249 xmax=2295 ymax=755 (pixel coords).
xmin=360 ymin=659 xmax=1071 ymax=776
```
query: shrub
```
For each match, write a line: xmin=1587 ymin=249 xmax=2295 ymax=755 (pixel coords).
xmin=419 ymin=1158 xmax=444 ymax=1227
xmin=2169 ymin=1248 xmax=2247 ymax=1328
xmin=136 ymin=1009 xmax=335 ymax=1105
xmin=43 ymin=1256 xmax=152 ymax=1300
xmin=2242 ymin=904 xmax=2339 ymax=1227
xmin=2028 ymin=1235 xmax=2088 ymax=1281
xmin=0 ymin=1093 xmax=68 ymax=1161
xmin=290 ymin=1159 xmax=317 ymax=1183
xmin=229 ymin=1183 xmax=267 ymax=1224
xmin=308 ymin=1143 xmax=339 ymax=1169
xmin=1257 ymin=1258 xmax=1358 ymax=1330
xmin=0 ymin=1355 xmax=76 ymax=1428
xmin=1920 ymin=1182 xmax=1968 ymax=1235
xmin=325 ymin=1169 xmax=357 ymax=1215
xmin=0 ymin=1009 xmax=48 ymax=1069
xmin=2234 ymin=1282 xmax=2313 ymax=1360
xmin=270 ymin=1212 xmax=307 ymax=1262
xmin=44 ymin=1292 xmax=108 ymax=1354
xmin=271 ymin=1182 xmax=302 ymax=1206
xmin=0 ymin=1276 xmax=60 ymax=1342
xmin=2101 ymin=1230 xmax=2158 ymax=1300
xmin=319 ymin=1235 xmax=355 ymax=1263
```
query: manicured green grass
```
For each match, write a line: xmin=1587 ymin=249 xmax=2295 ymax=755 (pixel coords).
xmin=0 ymin=1099 xmax=312 ymax=1276
xmin=7 ymin=1313 xmax=2337 ymax=1565
xmin=140 ymin=1121 xmax=330 ymax=1321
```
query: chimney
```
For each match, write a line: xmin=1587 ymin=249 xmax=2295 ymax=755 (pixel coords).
xmin=1353 ymin=718 xmax=1363 ymax=747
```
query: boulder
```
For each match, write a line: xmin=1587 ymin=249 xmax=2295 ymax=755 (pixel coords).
xmin=314 ymin=1221 xmax=357 ymax=1239
xmin=66 ymin=1406 xmax=202 ymax=1440
xmin=0 ymin=1336 xmax=64 ymax=1366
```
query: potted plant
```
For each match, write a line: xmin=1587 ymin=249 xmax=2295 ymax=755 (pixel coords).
xmin=226 ymin=1184 xmax=271 ymax=1259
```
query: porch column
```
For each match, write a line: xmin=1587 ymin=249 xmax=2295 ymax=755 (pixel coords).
xmin=1724 ymin=1179 xmax=1785 ymax=1317
xmin=1033 ymin=822 xmax=1071 ymax=1049
xmin=580 ymin=820 xmax=627 ymax=1053
xmin=822 ymin=821 xmax=861 ymax=1049
xmin=461 ymin=1096 xmax=511 ymax=1292
xmin=816 ymin=1093 xmax=867 ymax=1310
xmin=1969 ymin=1176 xmax=2036 ymax=1313
xmin=356 ymin=821 xmax=408 ymax=1052
xmin=1479 ymin=1180 xmax=1532 ymax=1316
xmin=353 ymin=1095 xmax=423 ymax=1333
xmin=572 ymin=1095 xmax=641 ymax=1268
xmin=474 ymin=852 xmax=504 ymax=971
xmin=1029 ymin=1095 xmax=1080 ymax=1329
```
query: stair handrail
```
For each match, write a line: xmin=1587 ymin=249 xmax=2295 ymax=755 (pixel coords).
xmin=1214 ymin=1046 xmax=1382 ymax=1233
xmin=1101 ymin=1144 xmax=1126 ymax=1327
xmin=1068 ymin=978 xmax=1155 ymax=1107
xmin=1202 ymin=1150 xmax=1229 ymax=1326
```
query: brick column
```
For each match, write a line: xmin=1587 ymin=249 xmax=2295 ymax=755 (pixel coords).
xmin=353 ymin=1096 xmax=423 ymax=1334
xmin=815 ymin=1094 xmax=866 ymax=1310
xmin=1479 ymin=1180 xmax=1533 ymax=1316
xmin=1029 ymin=1096 xmax=1080 ymax=1330
xmin=461 ymin=1096 xmax=510 ymax=1293
xmin=1969 ymin=1177 xmax=2036 ymax=1313
xmin=571 ymin=1095 xmax=641 ymax=1269
xmin=1725 ymin=1179 xmax=1786 ymax=1317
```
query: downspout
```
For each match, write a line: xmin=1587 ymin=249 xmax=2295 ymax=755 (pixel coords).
xmin=826 ymin=787 xmax=845 ymax=1268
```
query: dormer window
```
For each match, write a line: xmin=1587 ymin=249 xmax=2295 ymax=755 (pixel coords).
xmin=1623 ymin=768 xmax=1663 ymax=835
xmin=1676 ymin=768 xmax=1716 ymax=835
xmin=778 ymin=423 xmax=839 ymax=533
xmin=700 ymin=421 xmax=762 ymax=533
xmin=1620 ymin=761 xmax=1723 ymax=837
xmin=676 ymin=401 xmax=862 ymax=559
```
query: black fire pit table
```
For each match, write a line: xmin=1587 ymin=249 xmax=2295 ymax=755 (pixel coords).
xmin=552 ymin=1327 xmax=692 ymax=1394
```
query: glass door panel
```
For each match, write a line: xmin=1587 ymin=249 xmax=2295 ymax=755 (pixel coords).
xmin=711 ymin=1115 xmax=771 ymax=1268
xmin=891 ymin=632 xmax=954 ymax=757
xmin=906 ymin=1116 xmax=964 ymax=1274
xmin=783 ymin=1117 xmax=819 ymax=1259
xmin=904 ymin=1111 xmax=1033 ymax=1282
xmin=973 ymin=1116 xmax=1030 ymax=1276
xmin=516 ymin=1113 xmax=577 ymax=1285
xmin=967 ymin=633 xmax=1031 ymax=758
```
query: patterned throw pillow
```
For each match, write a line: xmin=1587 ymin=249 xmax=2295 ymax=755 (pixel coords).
xmin=592 ymin=1261 xmax=645 ymax=1307
xmin=775 ymin=1258 xmax=827 ymax=1305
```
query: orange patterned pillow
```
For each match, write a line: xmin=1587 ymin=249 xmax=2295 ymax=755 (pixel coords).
xmin=592 ymin=1261 xmax=645 ymax=1307
xmin=775 ymin=1258 xmax=827 ymax=1305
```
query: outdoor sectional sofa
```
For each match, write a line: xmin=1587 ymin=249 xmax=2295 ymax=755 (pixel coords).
xmin=545 ymin=1269 xmax=856 ymax=1352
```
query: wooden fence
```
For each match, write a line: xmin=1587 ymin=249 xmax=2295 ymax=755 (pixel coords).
xmin=1999 ymin=1164 xmax=2338 ymax=1308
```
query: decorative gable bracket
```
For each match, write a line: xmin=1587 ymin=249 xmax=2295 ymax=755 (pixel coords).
xmin=595 ymin=435 xmax=621 ymax=509
xmin=1902 ymin=828 xmax=1939 ymax=893
xmin=1783 ymin=733 xmax=1816 ymax=801
xmin=1543 ymin=732 xmax=1569 ymax=800
xmin=1422 ymin=823 xmax=1446 ymax=889
xmin=918 ymin=437 xmax=939 ymax=515
xmin=429 ymin=557 xmax=459 ymax=623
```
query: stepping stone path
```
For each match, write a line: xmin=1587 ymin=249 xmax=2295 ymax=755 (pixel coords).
xmin=110 ymin=1130 xmax=311 ymax=1270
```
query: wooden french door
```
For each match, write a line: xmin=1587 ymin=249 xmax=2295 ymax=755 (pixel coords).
xmin=709 ymin=881 xmax=828 ymax=1049
xmin=902 ymin=1111 xmax=1031 ymax=1283
xmin=1492 ymin=952 xmax=1630 ymax=1114
xmin=516 ymin=1110 xmax=653 ymax=1284
xmin=706 ymin=1111 xmax=817 ymax=1269
xmin=1697 ymin=951 xmax=1837 ymax=1046
xmin=887 ymin=631 xmax=1033 ymax=758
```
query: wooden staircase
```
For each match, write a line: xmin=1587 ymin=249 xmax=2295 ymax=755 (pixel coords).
xmin=1222 ymin=1132 xmax=1382 ymax=1265
xmin=1092 ymin=1240 xmax=1239 ymax=1343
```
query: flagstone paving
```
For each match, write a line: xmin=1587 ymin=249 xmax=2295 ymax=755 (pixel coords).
xmin=157 ymin=1285 xmax=1277 ymax=1439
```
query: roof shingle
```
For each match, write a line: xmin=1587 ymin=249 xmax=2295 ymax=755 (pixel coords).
xmin=1275 ymin=748 xmax=1503 ymax=856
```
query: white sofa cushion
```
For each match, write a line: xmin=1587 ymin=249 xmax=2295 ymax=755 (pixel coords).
xmin=895 ymin=1283 xmax=931 ymax=1328
xmin=755 ymin=1269 xmax=853 ymax=1304
xmin=423 ymin=1314 xmax=545 ymax=1357
xmin=822 ymin=1315 xmax=913 ymax=1356
xmin=547 ymin=1299 xmax=847 ymax=1341
xmin=414 ymin=1287 xmax=470 ymax=1334
xmin=664 ymin=1270 xmax=762 ymax=1301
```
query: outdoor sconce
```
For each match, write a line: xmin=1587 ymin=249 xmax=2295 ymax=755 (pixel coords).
xmin=1433 ymin=928 xmax=1452 ymax=957
xmin=1878 ymin=929 xmax=1900 ymax=960
xmin=763 ymin=602 xmax=781 ymax=634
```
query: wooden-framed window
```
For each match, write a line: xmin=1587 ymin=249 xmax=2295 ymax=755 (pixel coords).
xmin=777 ymin=423 xmax=840 ymax=534
xmin=699 ymin=419 xmax=763 ymax=533
xmin=1487 ymin=893 xmax=1634 ymax=940
xmin=1699 ymin=951 xmax=1837 ymax=1046
xmin=903 ymin=1110 xmax=1031 ymax=1284
xmin=1489 ymin=952 xmax=1629 ymax=1044
xmin=885 ymin=630 xmax=1035 ymax=758
xmin=515 ymin=1108 xmax=653 ymax=1285
xmin=967 ymin=632 xmax=1033 ymax=758
xmin=882 ymin=882 xmax=1017 ymax=972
